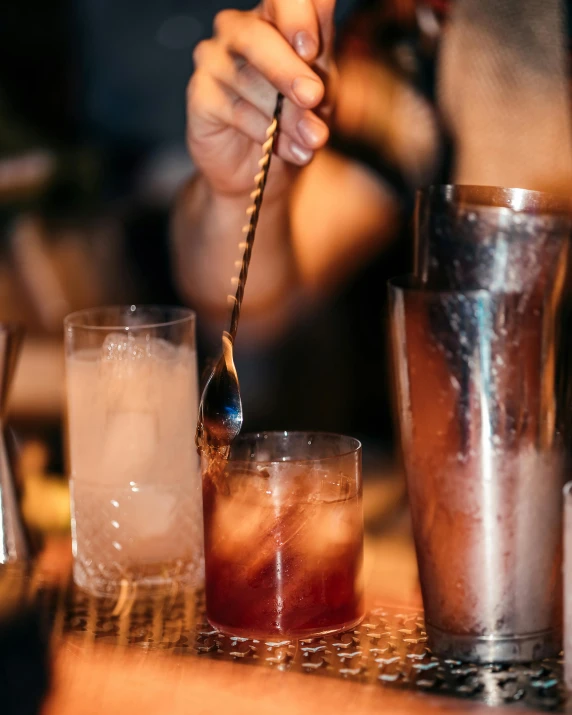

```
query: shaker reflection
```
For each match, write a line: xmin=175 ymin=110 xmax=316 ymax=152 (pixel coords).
xmin=390 ymin=279 xmax=565 ymax=662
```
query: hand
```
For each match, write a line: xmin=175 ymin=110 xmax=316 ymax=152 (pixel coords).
xmin=187 ymin=0 xmax=336 ymax=198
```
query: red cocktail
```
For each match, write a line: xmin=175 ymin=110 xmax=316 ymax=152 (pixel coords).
xmin=202 ymin=432 xmax=364 ymax=639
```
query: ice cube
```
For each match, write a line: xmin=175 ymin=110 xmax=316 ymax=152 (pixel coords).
xmin=102 ymin=332 xmax=128 ymax=361
xmin=102 ymin=333 xmax=179 ymax=364
xmin=212 ymin=493 xmax=273 ymax=559
xmin=131 ymin=488 xmax=177 ymax=540
xmin=300 ymin=501 xmax=357 ymax=556
xmin=148 ymin=337 xmax=178 ymax=362
xmin=105 ymin=486 xmax=184 ymax=564
xmin=102 ymin=332 xmax=148 ymax=362
xmin=98 ymin=334 xmax=157 ymax=412
xmin=101 ymin=411 xmax=158 ymax=485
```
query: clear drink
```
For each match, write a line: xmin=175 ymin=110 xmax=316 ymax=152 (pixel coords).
xmin=65 ymin=307 xmax=203 ymax=597
xmin=202 ymin=432 xmax=364 ymax=639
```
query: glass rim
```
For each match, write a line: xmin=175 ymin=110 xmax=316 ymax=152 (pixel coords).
xmin=388 ymin=274 xmax=501 ymax=298
xmin=64 ymin=305 xmax=196 ymax=331
xmin=417 ymin=184 xmax=572 ymax=215
xmin=226 ymin=430 xmax=362 ymax=466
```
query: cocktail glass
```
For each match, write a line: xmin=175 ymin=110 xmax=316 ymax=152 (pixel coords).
xmin=64 ymin=305 xmax=203 ymax=597
xmin=202 ymin=431 xmax=364 ymax=639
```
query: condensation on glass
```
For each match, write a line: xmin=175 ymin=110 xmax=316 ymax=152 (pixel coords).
xmin=64 ymin=305 xmax=203 ymax=598
xmin=202 ymin=431 xmax=364 ymax=639
xmin=390 ymin=185 xmax=572 ymax=663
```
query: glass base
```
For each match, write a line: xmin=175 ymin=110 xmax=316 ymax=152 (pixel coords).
xmin=206 ymin=613 xmax=365 ymax=641
xmin=427 ymin=624 xmax=561 ymax=663
xmin=73 ymin=560 xmax=204 ymax=600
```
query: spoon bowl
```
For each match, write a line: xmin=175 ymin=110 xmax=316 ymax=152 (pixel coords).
xmin=196 ymin=332 xmax=242 ymax=452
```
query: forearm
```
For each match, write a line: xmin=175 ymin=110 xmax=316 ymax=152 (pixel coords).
xmin=173 ymin=149 xmax=400 ymax=320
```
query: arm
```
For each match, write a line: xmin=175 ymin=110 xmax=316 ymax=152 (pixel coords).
xmin=171 ymin=171 xmax=297 ymax=340
xmin=172 ymin=149 xmax=398 ymax=326
xmin=172 ymin=0 xmax=334 ymax=339
xmin=173 ymin=0 xmax=401 ymax=341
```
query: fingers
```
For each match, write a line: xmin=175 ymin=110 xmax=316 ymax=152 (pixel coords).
xmin=262 ymin=0 xmax=336 ymax=64
xmin=187 ymin=71 xmax=326 ymax=166
xmin=312 ymin=0 xmax=336 ymax=52
xmin=188 ymin=4 xmax=336 ymax=175
xmin=194 ymin=39 xmax=277 ymax=118
xmin=275 ymin=132 xmax=316 ymax=166
xmin=213 ymin=10 xmax=324 ymax=109
xmin=188 ymin=71 xmax=267 ymax=144
xmin=193 ymin=40 xmax=329 ymax=154
xmin=261 ymin=0 xmax=321 ymax=61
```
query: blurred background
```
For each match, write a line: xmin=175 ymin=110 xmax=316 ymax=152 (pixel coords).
xmin=0 ymin=0 xmax=448 ymax=537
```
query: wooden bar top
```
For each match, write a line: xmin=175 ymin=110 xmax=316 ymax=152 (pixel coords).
xmin=20 ymin=529 xmax=564 ymax=715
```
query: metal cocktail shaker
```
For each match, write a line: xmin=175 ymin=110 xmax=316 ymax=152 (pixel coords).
xmin=390 ymin=185 xmax=571 ymax=663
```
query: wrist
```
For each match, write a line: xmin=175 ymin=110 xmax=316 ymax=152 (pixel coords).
xmin=172 ymin=172 xmax=297 ymax=312
xmin=200 ymin=157 xmax=298 ymax=210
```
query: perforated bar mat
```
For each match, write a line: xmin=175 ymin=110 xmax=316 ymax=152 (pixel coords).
xmin=0 ymin=564 xmax=565 ymax=711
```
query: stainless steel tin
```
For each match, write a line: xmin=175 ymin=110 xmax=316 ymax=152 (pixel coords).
xmin=390 ymin=277 xmax=566 ymax=662
xmin=414 ymin=185 xmax=571 ymax=293
xmin=391 ymin=186 xmax=572 ymax=663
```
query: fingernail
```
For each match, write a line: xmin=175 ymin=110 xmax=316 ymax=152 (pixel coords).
xmin=294 ymin=31 xmax=319 ymax=61
xmin=297 ymin=116 xmax=328 ymax=148
xmin=292 ymin=76 xmax=323 ymax=107
xmin=290 ymin=142 xmax=313 ymax=164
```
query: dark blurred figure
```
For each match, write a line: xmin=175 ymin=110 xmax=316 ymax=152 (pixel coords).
xmin=0 ymin=604 xmax=50 ymax=715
